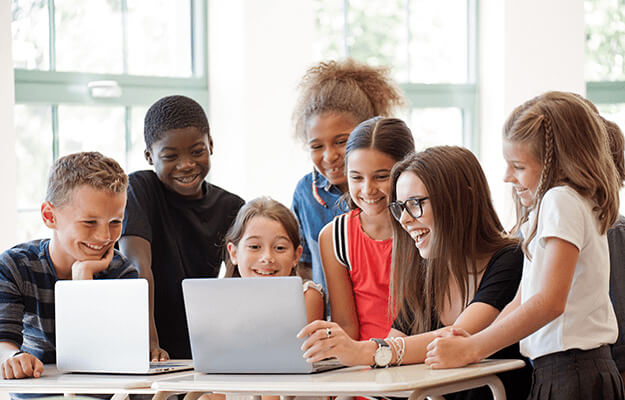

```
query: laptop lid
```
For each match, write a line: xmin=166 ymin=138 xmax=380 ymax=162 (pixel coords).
xmin=183 ymin=276 xmax=315 ymax=373
xmin=55 ymin=279 xmax=150 ymax=374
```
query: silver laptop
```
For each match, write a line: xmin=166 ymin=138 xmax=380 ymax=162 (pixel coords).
xmin=55 ymin=279 xmax=193 ymax=374
xmin=183 ymin=276 xmax=343 ymax=373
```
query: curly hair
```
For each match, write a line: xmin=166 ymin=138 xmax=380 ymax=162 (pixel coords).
xmin=292 ymin=59 xmax=404 ymax=142
xmin=46 ymin=152 xmax=128 ymax=207
xmin=144 ymin=95 xmax=210 ymax=149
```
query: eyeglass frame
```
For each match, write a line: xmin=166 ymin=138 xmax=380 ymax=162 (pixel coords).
xmin=388 ymin=196 xmax=429 ymax=221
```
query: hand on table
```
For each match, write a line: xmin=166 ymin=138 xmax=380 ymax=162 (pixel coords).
xmin=297 ymin=320 xmax=371 ymax=366
xmin=1 ymin=352 xmax=43 ymax=379
xmin=71 ymin=246 xmax=115 ymax=280
xmin=425 ymin=328 xmax=479 ymax=369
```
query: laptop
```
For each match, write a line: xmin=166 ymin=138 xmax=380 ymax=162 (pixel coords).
xmin=183 ymin=276 xmax=344 ymax=373
xmin=55 ymin=279 xmax=193 ymax=374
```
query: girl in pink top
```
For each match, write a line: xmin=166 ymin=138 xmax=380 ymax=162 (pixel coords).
xmin=319 ymin=117 xmax=415 ymax=340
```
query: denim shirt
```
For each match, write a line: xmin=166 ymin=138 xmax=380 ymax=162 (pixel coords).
xmin=292 ymin=171 xmax=348 ymax=293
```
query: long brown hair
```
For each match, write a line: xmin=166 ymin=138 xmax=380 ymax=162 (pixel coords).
xmin=503 ymin=91 xmax=620 ymax=257
xmin=224 ymin=197 xmax=301 ymax=278
xmin=389 ymin=146 xmax=518 ymax=334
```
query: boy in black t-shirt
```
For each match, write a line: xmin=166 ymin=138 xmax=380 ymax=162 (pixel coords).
xmin=120 ymin=95 xmax=244 ymax=360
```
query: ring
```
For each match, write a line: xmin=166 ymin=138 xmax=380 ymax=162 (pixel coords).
xmin=326 ymin=327 xmax=332 ymax=338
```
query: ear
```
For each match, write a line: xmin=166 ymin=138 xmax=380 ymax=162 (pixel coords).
xmin=209 ymin=137 xmax=214 ymax=156
xmin=41 ymin=201 xmax=57 ymax=229
xmin=144 ymin=148 xmax=154 ymax=165
xmin=294 ymin=245 xmax=303 ymax=267
xmin=226 ymin=242 xmax=238 ymax=265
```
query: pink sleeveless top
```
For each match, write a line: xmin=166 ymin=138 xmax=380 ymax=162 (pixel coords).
xmin=333 ymin=209 xmax=393 ymax=340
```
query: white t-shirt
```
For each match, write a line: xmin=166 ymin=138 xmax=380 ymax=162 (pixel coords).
xmin=519 ymin=186 xmax=617 ymax=360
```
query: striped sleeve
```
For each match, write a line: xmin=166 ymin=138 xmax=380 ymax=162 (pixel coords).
xmin=0 ymin=253 xmax=26 ymax=346
xmin=98 ymin=250 xmax=139 ymax=279
xmin=332 ymin=214 xmax=351 ymax=270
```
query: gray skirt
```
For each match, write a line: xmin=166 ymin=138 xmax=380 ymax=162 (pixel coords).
xmin=529 ymin=345 xmax=624 ymax=400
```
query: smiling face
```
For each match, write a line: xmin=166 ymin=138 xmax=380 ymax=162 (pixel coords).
xmin=307 ymin=112 xmax=359 ymax=191
xmin=347 ymin=148 xmax=397 ymax=217
xmin=395 ymin=171 xmax=434 ymax=258
xmin=227 ymin=216 xmax=303 ymax=278
xmin=502 ymin=139 xmax=542 ymax=207
xmin=145 ymin=127 xmax=212 ymax=199
xmin=44 ymin=185 xmax=126 ymax=272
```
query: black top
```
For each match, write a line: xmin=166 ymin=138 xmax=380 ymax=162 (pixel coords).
xmin=393 ymin=245 xmax=531 ymax=400
xmin=608 ymin=214 xmax=625 ymax=372
xmin=122 ymin=170 xmax=244 ymax=358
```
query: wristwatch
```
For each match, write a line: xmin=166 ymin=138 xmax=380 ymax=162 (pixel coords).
xmin=370 ymin=338 xmax=392 ymax=368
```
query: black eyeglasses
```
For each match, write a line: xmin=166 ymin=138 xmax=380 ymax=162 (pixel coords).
xmin=388 ymin=197 xmax=429 ymax=221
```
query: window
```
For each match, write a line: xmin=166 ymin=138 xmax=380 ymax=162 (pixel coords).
xmin=585 ymin=0 xmax=625 ymax=211
xmin=11 ymin=0 xmax=208 ymax=241
xmin=313 ymin=0 xmax=479 ymax=151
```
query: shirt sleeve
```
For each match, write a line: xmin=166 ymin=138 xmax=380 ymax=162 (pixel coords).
xmin=122 ymin=173 xmax=153 ymax=243
xmin=0 ymin=253 xmax=25 ymax=346
xmin=537 ymin=187 xmax=586 ymax=250
xmin=470 ymin=245 xmax=523 ymax=310
xmin=292 ymin=188 xmax=312 ymax=264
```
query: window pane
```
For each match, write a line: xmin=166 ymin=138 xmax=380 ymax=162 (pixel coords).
xmin=408 ymin=107 xmax=464 ymax=150
xmin=11 ymin=0 xmax=49 ymax=70
xmin=313 ymin=0 xmax=470 ymax=83
xmin=17 ymin=211 xmax=50 ymax=244
xmin=408 ymin=0 xmax=468 ymax=83
xmin=14 ymin=105 xmax=53 ymax=210
xmin=57 ymin=106 xmax=126 ymax=165
xmin=126 ymin=0 xmax=192 ymax=77
xmin=313 ymin=0 xmax=345 ymax=61
xmin=128 ymin=106 xmax=149 ymax=173
xmin=55 ymin=0 xmax=124 ymax=74
xmin=346 ymin=0 xmax=408 ymax=80
xmin=585 ymin=0 xmax=625 ymax=81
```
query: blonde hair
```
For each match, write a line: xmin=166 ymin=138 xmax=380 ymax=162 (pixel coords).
xmin=46 ymin=152 xmax=128 ymax=208
xmin=292 ymin=59 xmax=404 ymax=142
xmin=224 ymin=197 xmax=301 ymax=278
xmin=503 ymin=91 xmax=620 ymax=257
xmin=389 ymin=147 xmax=518 ymax=334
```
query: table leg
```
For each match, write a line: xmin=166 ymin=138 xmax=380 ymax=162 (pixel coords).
xmin=408 ymin=374 xmax=506 ymax=400
xmin=109 ymin=393 xmax=129 ymax=400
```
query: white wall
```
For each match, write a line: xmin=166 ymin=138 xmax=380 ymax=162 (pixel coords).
xmin=208 ymin=0 xmax=314 ymax=206
xmin=0 ymin=1 xmax=18 ymax=249
xmin=479 ymin=0 xmax=585 ymax=227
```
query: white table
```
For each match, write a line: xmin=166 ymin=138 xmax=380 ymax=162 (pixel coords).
xmin=0 ymin=365 xmax=195 ymax=400
xmin=151 ymin=359 xmax=526 ymax=400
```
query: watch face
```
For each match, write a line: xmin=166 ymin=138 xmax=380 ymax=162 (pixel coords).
xmin=374 ymin=346 xmax=393 ymax=367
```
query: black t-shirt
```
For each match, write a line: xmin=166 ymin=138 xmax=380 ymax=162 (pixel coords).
xmin=393 ymin=245 xmax=531 ymax=400
xmin=122 ymin=170 xmax=244 ymax=358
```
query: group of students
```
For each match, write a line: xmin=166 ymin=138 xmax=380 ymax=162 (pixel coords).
xmin=0 ymin=58 xmax=624 ymax=400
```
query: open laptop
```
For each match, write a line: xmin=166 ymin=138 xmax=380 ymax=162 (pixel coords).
xmin=55 ymin=279 xmax=193 ymax=374
xmin=183 ymin=276 xmax=344 ymax=373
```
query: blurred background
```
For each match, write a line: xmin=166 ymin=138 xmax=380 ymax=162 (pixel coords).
xmin=1 ymin=0 xmax=624 ymax=247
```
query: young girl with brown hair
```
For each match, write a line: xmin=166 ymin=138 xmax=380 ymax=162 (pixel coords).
xmin=291 ymin=59 xmax=403 ymax=294
xmin=426 ymin=91 xmax=624 ymax=399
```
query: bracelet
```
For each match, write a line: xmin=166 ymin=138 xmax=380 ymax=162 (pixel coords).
xmin=11 ymin=350 xmax=24 ymax=358
xmin=395 ymin=337 xmax=406 ymax=366
xmin=385 ymin=337 xmax=406 ymax=366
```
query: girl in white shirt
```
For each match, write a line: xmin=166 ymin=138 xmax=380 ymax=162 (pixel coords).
xmin=425 ymin=91 xmax=624 ymax=400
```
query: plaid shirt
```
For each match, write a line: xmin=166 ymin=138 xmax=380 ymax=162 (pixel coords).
xmin=0 ymin=239 xmax=137 ymax=363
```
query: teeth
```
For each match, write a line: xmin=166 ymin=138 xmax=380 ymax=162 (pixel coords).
xmin=84 ymin=243 xmax=104 ymax=250
xmin=362 ymin=197 xmax=383 ymax=204
xmin=410 ymin=229 xmax=430 ymax=244
xmin=176 ymin=175 xmax=197 ymax=183
xmin=253 ymin=269 xmax=277 ymax=276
